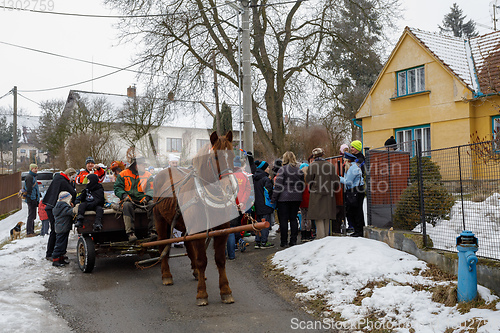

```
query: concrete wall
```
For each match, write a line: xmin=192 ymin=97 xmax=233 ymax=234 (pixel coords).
xmin=364 ymin=226 xmax=500 ymax=297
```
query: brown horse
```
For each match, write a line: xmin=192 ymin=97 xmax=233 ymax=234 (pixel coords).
xmin=153 ymin=131 xmax=238 ymax=306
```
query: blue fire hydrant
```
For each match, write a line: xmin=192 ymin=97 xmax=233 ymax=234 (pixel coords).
xmin=456 ymin=230 xmax=478 ymax=302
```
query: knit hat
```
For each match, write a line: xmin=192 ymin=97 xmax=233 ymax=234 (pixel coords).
xmin=340 ymin=144 xmax=349 ymax=154
xmin=299 ymin=162 xmax=309 ymax=170
xmin=312 ymin=147 xmax=324 ymax=158
xmin=58 ymin=191 xmax=72 ymax=205
xmin=257 ymin=160 xmax=269 ymax=170
xmin=343 ymin=152 xmax=357 ymax=162
xmin=85 ymin=156 xmax=95 ymax=165
xmin=272 ymin=159 xmax=282 ymax=173
xmin=384 ymin=136 xmax=397 ymax=147
xmin=168 ymin=154 xmax=180 ymax=162
xmin=64 ymin=168 xmax=77 ymax=177
xmin=29 ymin=163 xmax=38 ymax=170
xmin=350 ymin=140 xmax=362 ymax=152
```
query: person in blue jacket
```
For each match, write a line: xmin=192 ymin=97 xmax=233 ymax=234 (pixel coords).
xmin=339 ymin=153 xmax=365 ymax=237
xmin=25 ymin=164 xmax=40 ymax=237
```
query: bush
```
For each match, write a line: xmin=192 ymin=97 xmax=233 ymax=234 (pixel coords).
xmin=394 ymin=157 xmax=455 ymax=230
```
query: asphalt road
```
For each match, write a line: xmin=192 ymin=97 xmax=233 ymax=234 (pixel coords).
xmin=42 ymin=236 xmax=327 ymax=333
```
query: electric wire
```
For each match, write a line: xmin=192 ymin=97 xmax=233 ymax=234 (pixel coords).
xmin=0 ymin=90 xmax=12 ymax=101
xmin=17 ymin=93 xmax=42 ymax=106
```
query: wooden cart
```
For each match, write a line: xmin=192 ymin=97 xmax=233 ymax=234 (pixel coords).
xmin=75 ymin=182 xmax=159 ymax=273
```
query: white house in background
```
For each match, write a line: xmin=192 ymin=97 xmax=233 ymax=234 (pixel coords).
xmin=63 ymin=89 xmax=243 ymax=166
xmin=2 ymin=114 xmax=48 ymax=170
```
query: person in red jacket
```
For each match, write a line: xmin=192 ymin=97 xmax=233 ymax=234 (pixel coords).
xmin=299 ymin=163 xmax=312 ymax=242
xmin=38 ymin=199 xmax=50 ymax=236
xmin=75 ymin=156 xmax=106 ymax=184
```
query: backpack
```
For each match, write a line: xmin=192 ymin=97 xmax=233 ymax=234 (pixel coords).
xmin=264 ymin=187 xmax=276 ymax=209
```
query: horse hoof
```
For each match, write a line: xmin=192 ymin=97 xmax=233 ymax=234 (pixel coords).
xmin=196 ymin=298 xmax=209 ymax=306
xmin=162 ymin=277 xmax=174 ymax=286
xmin=221 ymin=294 xmax=234 ymax=304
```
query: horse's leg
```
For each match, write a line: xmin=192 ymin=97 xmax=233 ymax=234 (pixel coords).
xmin=154 ymin=207 xmax=174 ymax=286
xmin=213 ymin=233 xmax=234 ymax=304
xmin=184 ymin=240 xmax=199 ymax=280
xmin=194 ymin=239 xmax=209 ymax=306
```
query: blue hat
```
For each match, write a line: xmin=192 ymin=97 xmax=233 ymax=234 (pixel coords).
xmin=299 ymin=163 xmax=309 ymax=169
xmin=257 ymin=160 xmax=269 ymax=170
xmin=343 ymin=152 xmax=357 ymax=162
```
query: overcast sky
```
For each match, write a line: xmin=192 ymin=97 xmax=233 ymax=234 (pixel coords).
xmin=0 ymin=0 xmax=496 ymax=119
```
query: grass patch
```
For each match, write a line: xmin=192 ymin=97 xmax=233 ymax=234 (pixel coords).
xmin=457 ymin=295 xmax=499 ymax=314
xmin=421 ymin=263 xmax=456 ymax=281
xmin=352 ymin=280 xmax=389 ymax=306
xmin=0 ymin=209 xmax=20 ymax=221
xmin=403 ymin=232 xmax=434 ymax=249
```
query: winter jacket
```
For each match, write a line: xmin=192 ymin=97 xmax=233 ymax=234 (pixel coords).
xmin=234 ymin=168 xmax=252 ymax=211
xmin=253 ymin=168 xmax=274 ymax=216
xmin=76 ymin=174 xmax=105 ymax=206
xmin=25 ymin=171 xmax=40 ymax=202
xmin=353 ymin=151 xmax=366 ymax=176
xmin=305 ymin=159 xmax=340 ymax=220
xmin=114 ymin=167 xmax=154 ymax=202
xmin=38 ymin=200 xmax=48 ymax=220
xmin=271 ymin=164 xmax=304 ymax=203
xmin=340 ymin=162 xmax=364 ymax=190
xmin=53 ymin=201 xmax=74 ymax=234
xmin=43 ymin=173 xmax=76 ymax=209
xmin=75 ymin=167 xmax=106 ymax=184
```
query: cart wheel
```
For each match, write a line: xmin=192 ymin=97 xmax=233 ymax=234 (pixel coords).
xmin=77 ymin=236 xmax=95 ymax=273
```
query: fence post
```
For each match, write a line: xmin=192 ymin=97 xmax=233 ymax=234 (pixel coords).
xmin=365 ymin=147 xmax=372 ymax=226
xmin=457 ymin=146 xmax=466 ymax=230
xmin=416 ymin=139 xmax=427 ymax=247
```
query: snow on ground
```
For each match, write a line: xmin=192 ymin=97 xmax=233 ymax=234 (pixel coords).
xmin=0 ymin=203 xmax=73 ymax=333
xmin=1 ymin=202 xmax=499 ymax=333
xmin=272 ymin=237 xmax=500 ymax=332
xmin=419 ymin=193 xmax=500 ymax=260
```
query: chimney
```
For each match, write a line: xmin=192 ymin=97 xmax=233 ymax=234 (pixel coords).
xmin=127 ymin=85 xmax=136 ymax=98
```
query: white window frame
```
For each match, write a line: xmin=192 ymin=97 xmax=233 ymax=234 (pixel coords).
xmin=166 ymin=138 xmax=182 ymax=152
xmin=397 ymin=66 xmax=425 ymax=97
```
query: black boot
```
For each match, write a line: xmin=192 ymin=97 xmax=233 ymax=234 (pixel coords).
xmin=52 ymin=257 xmax=65 ymax=267
xmin=93 ymin=219 xmax=103 ymax=232
xmin=74 ymin=215 xmax=84 ymax=228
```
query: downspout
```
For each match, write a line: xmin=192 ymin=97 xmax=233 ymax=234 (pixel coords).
xmin=352 ymin=118 xmax=363 ymax=144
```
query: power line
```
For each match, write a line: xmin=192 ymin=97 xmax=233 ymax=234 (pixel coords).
xmin=0 ymin=40 xmax=148 ymax=76
xmin=18 ymin=59 xmax=147 ymax=93
xmin=0 ymin=2 xmax=230 ymax=19
xmin=0 ymin=90 xmax=12 ymax=101
xmin=17 ymin=93 xmax=42 ymax=106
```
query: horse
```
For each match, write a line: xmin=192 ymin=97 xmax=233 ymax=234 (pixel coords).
xmin=153 ymin=131 xmax=238 ymax=306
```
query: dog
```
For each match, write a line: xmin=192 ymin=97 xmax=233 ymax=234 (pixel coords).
xmin=9 ymin=222 xmax=24 ymax=241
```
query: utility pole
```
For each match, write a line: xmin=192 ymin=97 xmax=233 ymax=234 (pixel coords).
xmin=241 ymin=0 xmax=253 ymax=153
xmin=12 ymin=86 xmax=18 ymax=173
xmin=494 ymin=4 xmax=497 ymax=31
xmin=212 ymin=50 xmax=221 ymax=135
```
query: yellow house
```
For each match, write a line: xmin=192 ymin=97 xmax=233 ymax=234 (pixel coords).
xmin=356 ymin=27 xmax=500 ymax=153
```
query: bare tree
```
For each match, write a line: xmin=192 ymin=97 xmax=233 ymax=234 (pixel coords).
xmin=105 ymin=0 xmax=399 ymax=155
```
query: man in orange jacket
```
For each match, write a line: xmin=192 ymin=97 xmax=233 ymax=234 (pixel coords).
xmin=114 ymin=156 xmax=157 ymax=242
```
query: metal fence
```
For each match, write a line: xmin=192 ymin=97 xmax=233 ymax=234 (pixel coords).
xmin=366 ymin=140 xmax=500 ymax=261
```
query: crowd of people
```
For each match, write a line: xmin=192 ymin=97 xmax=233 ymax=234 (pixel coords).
xmin=20 ymin=138 xmax=367 ymax=265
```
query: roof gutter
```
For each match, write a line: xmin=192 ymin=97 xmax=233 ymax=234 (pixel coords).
xmin=465 ymin=39 xmax=483 ymax=98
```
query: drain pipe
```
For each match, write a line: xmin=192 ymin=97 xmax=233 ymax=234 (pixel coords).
xmin=352 ymin=118 xmax=363 ymax=143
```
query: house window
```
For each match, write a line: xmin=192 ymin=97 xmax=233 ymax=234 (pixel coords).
xmin=395 ymin=125 xmax=431 ymax=156
xmin=397 ymin=66 xmax=425 ymax=97
xmin=166 ymin=138 xmax=182 ymax=152
xmin=196 ymin=139 xmax=210 ymax=152
xmin=492 ymin=116 xmax=500 ymax=151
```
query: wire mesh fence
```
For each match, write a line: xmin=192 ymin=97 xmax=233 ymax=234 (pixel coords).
xmin=366 ymin=139 xmax=500 ymax=261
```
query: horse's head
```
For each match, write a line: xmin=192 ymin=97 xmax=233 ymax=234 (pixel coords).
xmin=208 ymin=131 xmax=235 ymax=180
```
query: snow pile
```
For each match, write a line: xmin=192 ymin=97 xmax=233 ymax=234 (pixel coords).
xmin=272 ymin=237 xmax=500 ymax=332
